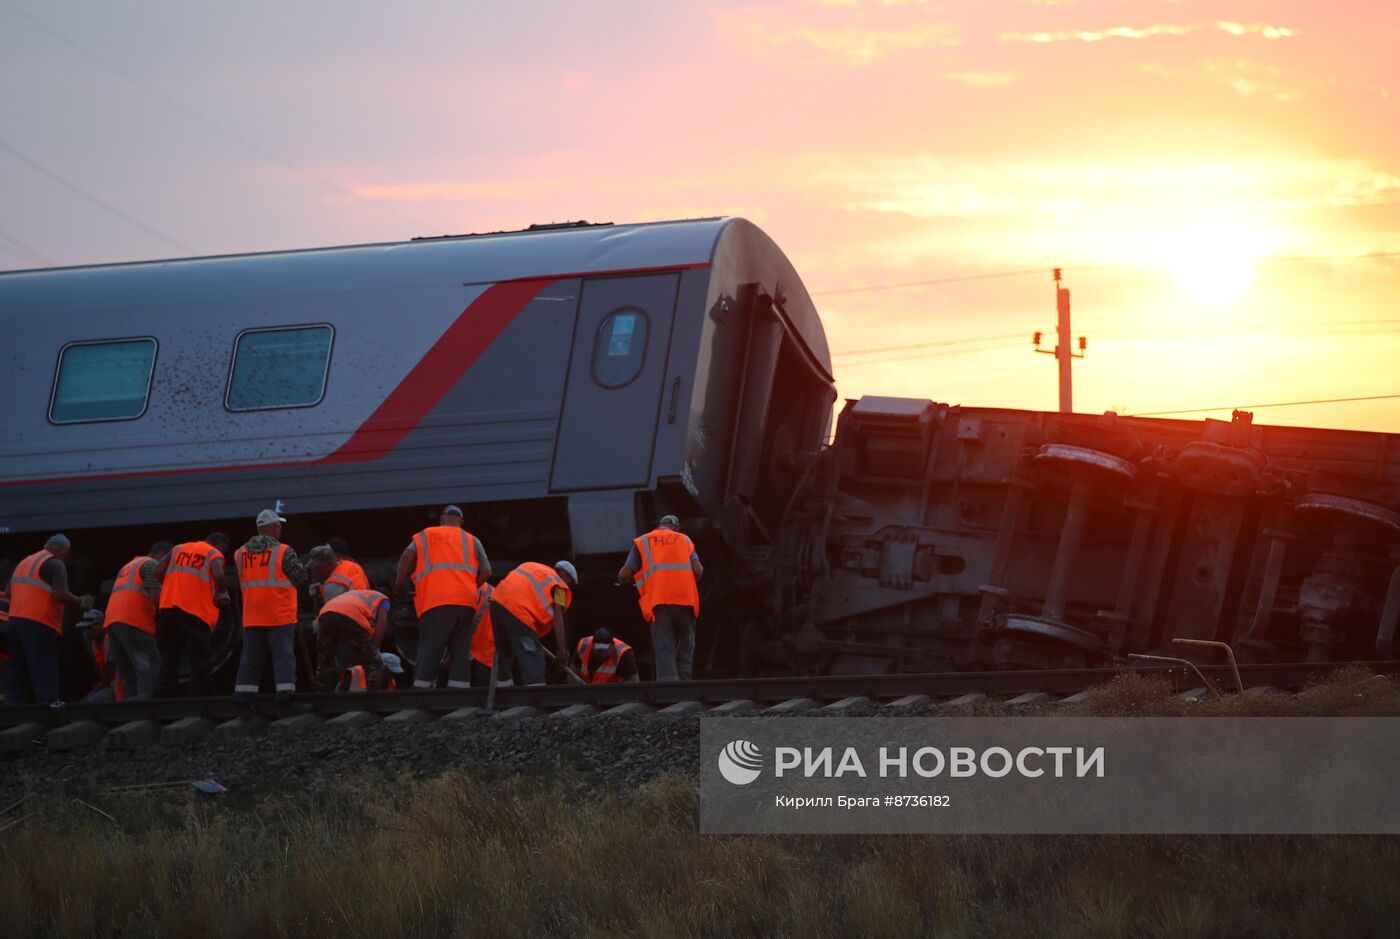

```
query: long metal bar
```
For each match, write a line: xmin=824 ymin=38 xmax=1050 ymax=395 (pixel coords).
xmin=4 ymin=660 xmax=1397 ymax=728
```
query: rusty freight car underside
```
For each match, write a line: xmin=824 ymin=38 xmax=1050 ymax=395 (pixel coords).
xmin=746 ymin=400 xmax=1400 ymax=674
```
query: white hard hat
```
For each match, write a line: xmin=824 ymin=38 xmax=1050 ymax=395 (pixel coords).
xmin=555 ymin=560 xmax=579 ymax=585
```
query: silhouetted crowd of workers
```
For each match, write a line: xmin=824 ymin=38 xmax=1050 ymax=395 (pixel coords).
xmin=1 ymin=506 xmax=702 ymax=706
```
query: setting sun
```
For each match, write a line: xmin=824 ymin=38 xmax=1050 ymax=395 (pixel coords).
xmin=1161 ymin=221 xmax=1260 ymax=306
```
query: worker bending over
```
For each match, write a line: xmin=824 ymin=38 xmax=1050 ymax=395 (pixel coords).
xmin=6 ymin=533 xmax=92 ymax=704
xmin=618 ymin=515 xmax=702 ymax=681
xmin=314 ymin=588 xmax=389 ymax=691
xmin=469 ymin=582 xmax=510 ymax=686
xmin=232 ymin=509 xmax=308 ymax=706
xmin=320 ymin=537 xmax=369 ymax=600
xmin=102 ymin=540 xmax=171 ymax=699
xmin=395 ymin=505 xmax=490 ymax=689
xmin=575 ymin=628 xmax=638 ymax=683
xmin=489 ymin=561 xmax=576 ymax=686
xmin=154 ymin=533 xmax=231 ymax=697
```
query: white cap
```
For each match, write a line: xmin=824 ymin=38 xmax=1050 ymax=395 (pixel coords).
xmin=555 ymin=560 xmax=578 ymax=585
xmin=256 ymin=508 xmax=287 ymax=526
xmin=380 ymin=652 xmax=405 ymax=674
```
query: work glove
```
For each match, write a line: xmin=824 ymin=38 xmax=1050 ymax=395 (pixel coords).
xmin=78 ymin=594 xmax=95 ymax=611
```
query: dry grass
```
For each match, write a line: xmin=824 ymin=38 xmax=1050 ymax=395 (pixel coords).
xmin=3 ymin=768 xmax=1399 ymax=939
xmin=1060 ymin=666 xmax=1400 ymax=717
xmin=6 ymin=669 xmax=1400 ymax=938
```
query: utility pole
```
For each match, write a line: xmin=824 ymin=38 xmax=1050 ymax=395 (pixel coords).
xmin=1033 ymin=268 xmax=1086 ymax=413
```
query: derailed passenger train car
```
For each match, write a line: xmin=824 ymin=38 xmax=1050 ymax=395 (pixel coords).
xmin=774 ymin=403 xmax=1400 ymax=673
xmin=0 ymin=218 xmax=837 ymax=685
xmin=5 ymin=216 xmax=1399 ymax=686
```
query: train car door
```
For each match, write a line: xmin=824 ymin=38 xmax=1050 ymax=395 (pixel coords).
xmin=549 ymin=273 xmax=679 ymax=491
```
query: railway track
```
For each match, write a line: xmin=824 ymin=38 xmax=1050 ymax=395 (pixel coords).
xmin=2 ymin=660 xmax=1396 ymax=755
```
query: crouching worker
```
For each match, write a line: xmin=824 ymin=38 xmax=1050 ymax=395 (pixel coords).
xmin=575 ymin=628 xmax=638 ymax=683
xmin=314 ymin=589 xmax=389 ymax=692
xmin=488 ymin=561 xmax=575 ymax=686
xmin=341 ymin=651 xmax=406 ymax=691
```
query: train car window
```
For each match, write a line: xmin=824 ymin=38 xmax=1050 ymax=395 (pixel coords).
xmin=592 ymin=308 xmax=650 ymax=389
xmin=48 ymin=338 xmax=158 ymax=424
xmin=225 ymin=325 xmax=334 ymax=411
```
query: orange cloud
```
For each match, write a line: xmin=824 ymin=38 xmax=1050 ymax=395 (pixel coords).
xmin=942 ymin=71 xmax=1017 ymax=87
xmin=1002 ymin=21 xmax=1299 ymax=43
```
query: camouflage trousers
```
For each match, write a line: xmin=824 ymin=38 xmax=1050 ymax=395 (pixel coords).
xmin=314 ymin=612 xmax=384 ymax=692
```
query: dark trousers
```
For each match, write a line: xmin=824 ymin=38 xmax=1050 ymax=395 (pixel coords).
xmin=157 ymin=607 xmax=213 ymax=697
xmin=6 ymin=617 xmax=61 ymax=704
xmin=488 ymin=601 xmax=548 ymax=686
xmin=651 ymin=604 xmax=696 ymax=681
xmin=315 ymin=612 xmax=383 ymax=692
xmin=234 ymin=624 xmax=297 ymax=701
xmin=107 ymin=622 xmax=162 ymax=699
xmin=412 ymin=604 xmax=475 ymax=688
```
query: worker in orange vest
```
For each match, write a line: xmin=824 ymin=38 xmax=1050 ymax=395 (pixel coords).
xmin=0 ymin=588 xmax=10 ymax=691
xmin=232 ymin=509 xmax=308 ymax=705
xmin=5 ymin=534 xmax=92 ymax=704
xmin=575 ymin=628 xmax=638 ymax=683
xmin=394 ymin=505 xmax=491 ymax=689
xmin=310 ymin=537 xmax=370 ymax=601
xmin=314 ymin=588 xmax=389 ymax=691
xmin=488 ymin=560 xmax=576 ymax=686
xmin=101 ymin=540 xmax=171 ymax=699
xmin=154 ymin=533 xmax=231 ymax=697
xmin=468 ymin=582 xmax=511 ymax=686
xmin=618 ymin=515 xmax=703 ymax=681
xmin=342 ymin=651 xmax=406 ymax=690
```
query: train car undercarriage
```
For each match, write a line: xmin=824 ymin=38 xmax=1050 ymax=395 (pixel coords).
xmin=742 ymin=400 xmax=1400 ymax=676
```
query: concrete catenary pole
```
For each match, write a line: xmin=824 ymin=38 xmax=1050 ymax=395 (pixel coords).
xmin=1034 ymin=269 xmax=1086 ymax=413
xmin=1055 ymin=270 xmax=1072 ymax=413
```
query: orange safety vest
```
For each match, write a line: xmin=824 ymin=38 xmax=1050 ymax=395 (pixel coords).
xmin=471 ymin=583 xmax=496 ymax=666
xmin=326 ymin=558 xmax=370 ymax=593
xmin=8 ymin=550 xmax=65 ymax=633
xmin=493 ymin=562 xmax=570 ymax=635
xmin=319 ymin=589 xmax=387 ymax=634
xmin=235 ymin=542 xmax=298 ymax=628
xmin=576 ymin=636 xmax=633 ymax=683
xmin=106 ymin=555 xmax=157 ymax=634
xmin=632 ymin=529 xmax=700 ymax=623
xmin=343 ymin=665 xmax=369 ymax=692
xmin=160 ymin=541 xmax=224 ymax=627
xmin=411 ymin=526 xmax=480 ymax=615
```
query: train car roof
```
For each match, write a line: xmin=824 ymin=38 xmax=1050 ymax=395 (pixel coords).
xmin=0 ymin=215 xmax=831 ymax=376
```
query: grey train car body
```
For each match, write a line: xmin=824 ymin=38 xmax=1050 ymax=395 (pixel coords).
xmin=0 ymin=219 xmax=836 ymax=569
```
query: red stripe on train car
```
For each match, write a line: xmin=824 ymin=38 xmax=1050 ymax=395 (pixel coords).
xmin=1 ymin=263 xmax=709 ymax=487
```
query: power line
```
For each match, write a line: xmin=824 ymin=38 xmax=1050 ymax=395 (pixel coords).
xmin=814 ymin=268 xmax=1050 ymax=297
xmin=834 ymin=339 xmax=1023 ymax=368
xmin=1129 ymin=393 xmax=1400 ymax=417
xmin=2 ymin=0 xmax=430 ymax=232
xmin=0 ymin=139 xmax=195 ymax=254
xmin=811 ymin=251 xmax=1400 ymax=298
xmin=0 ymin=227 xmax=53 ymax=266
xmin=833 ymin=331 xmax=1024 ymax=359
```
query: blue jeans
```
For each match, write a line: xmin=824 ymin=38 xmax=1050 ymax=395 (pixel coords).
xmin=233 ymin=624 xmax=298 ymax=701
xmin=6 ymin=616 xmax=61 ymax=704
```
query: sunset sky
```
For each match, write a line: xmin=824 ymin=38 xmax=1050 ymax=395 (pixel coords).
xmin=2 ymin=1 xmax=1397 ymax=432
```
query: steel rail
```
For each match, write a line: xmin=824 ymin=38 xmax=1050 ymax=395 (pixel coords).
xmin=3 ymin=660 xmax=1396 ymax=729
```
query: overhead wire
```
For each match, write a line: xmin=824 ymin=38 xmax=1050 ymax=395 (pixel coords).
xmin=0 ymin=227 xmax=53 ymax=266
xmin=1129 ymin=393 xmax=1400 ymax=417
xmin=0 ymin=0 xmax=431 ymax=233
xmin=0 ymin=139 xmax=195 ymax=254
